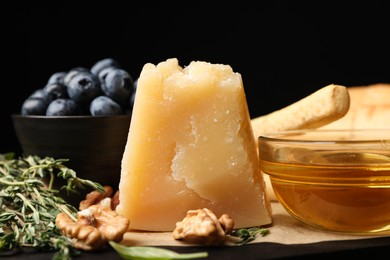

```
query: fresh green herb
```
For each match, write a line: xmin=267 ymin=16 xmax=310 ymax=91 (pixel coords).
xmin=109 ymin=241 xmax=208 ymax=260
xmin=231 ymin=226 xmax=270 ymax=245
xmin=0 ymin=154 xmax=104 ymax=259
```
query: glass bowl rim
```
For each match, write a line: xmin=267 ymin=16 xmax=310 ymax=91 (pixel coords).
xmin=258 ymin=128 xmax=390 ymax=144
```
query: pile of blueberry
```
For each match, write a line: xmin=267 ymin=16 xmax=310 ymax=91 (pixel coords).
xmin=21 ymin=58 xmax=137 ymax=116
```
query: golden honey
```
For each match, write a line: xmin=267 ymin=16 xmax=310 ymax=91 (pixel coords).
xmin=258 ymin=129 xmax=390 ymax=235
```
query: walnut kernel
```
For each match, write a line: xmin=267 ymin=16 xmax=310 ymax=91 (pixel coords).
xmin=173 ymin=208 xmax=235 ymax=245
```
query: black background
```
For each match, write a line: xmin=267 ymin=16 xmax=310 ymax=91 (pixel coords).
xmin=3 ymin=1 xmax=390 ymax=155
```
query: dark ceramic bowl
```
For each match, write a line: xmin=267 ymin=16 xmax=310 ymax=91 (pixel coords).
xmin=12 ymin=114 xmax=131 ymax=204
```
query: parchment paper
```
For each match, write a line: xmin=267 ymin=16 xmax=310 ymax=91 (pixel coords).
xmin=120 ymin=202 xmax=390 ymax=246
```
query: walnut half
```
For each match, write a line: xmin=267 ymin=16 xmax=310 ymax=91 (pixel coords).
xmin=173 ymin=208 xmax=235 ymax=245
xmin=55 ymin=212 xmax=105 ymax=251
xmin=55 ymin=204 xmax=130 ymax=251
xmin=79 ymin=185 xmax=114 ymax=210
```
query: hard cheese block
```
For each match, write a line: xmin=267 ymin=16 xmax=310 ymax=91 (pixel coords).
xmin=117 ymin=58 xmax=272 ymax=231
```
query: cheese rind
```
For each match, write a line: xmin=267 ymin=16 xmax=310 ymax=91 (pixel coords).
xmin=117 ymin=58 xmax=272 ymax=231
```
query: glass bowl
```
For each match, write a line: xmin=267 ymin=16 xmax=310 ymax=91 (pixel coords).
xmin=258 ymin=129 xmax=390 ymax=235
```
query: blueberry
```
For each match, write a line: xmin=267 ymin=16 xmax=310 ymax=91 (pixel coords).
xmin=63 ymin=67 xmax=89 ymax=86
xmin=129 ymin=78 xmax=138 ymax=108
xmin=47 ymin=71 xmax=67 ymax=85
xmin=133 ymin=78 xmax=138 ymax=90
xmin=90 ymin=96 xmax=123 ymax=116
xmin=102 ymin=68 xmax=133 ymax=107
xmin=67 ymin=72 xmax=101 ymax=105
xmin=29 ymin=89 xmax=53 ymax=104
xmin=129 ymin=91 xmax=136 ymax=108
xmin=98 ymin=66 xmax=117 ymax=97
xmin=43 ymin=82 xmax=69 ymax=101
xmin=98 ymin=66 xmax=117 ymax=83
xmin=21 ymin=97 xmax=48 ymax=115
xmin=46 ymin=98 xmax=80 ymax=116
xmin=91 ymin=58 xmax=120 ymax=76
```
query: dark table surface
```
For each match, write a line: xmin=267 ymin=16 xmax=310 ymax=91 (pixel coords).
xmin=4 ymin=235 xmax=390 ymax=259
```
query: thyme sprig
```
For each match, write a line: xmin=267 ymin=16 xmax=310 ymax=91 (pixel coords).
xmin=0 ymin=154 xmax=104 ymax=259
xmin=231 ymin=226 xmax=270 ymax=245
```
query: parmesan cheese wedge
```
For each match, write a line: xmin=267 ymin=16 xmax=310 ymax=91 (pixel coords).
xmin=117 ymin=58 xmax=272 ymax=231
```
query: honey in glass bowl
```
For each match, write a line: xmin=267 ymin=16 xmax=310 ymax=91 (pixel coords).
xmin=258 ymin=129 xmax=390 ymax=235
